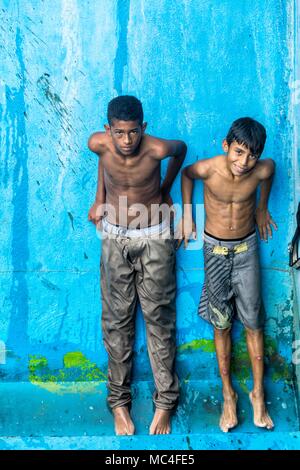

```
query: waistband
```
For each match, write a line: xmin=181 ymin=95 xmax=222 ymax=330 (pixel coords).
xmin=102 ymin=217 xmax=169 ymax=238
xmin=204 ymin=229 xmax=256 ymax=242
xmin=203 ymin=230 xmax=257 ymax=248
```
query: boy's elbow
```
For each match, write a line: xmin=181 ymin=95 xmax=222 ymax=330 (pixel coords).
xmin=174 ymin=141 xmax=187 ymax=157
xmin=267 ymin=158 xmax=275 ymax=175
xmin=180 ymin=141 xmax=187 ymax=154
xmin=175 ymin=142 xmax=187 ymax=162
xmin=181 ymin=166 xmax=190 ymax=178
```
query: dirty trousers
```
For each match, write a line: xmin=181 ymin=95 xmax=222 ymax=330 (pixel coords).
xmin=100 ymin=223 xmax=179 ymax=410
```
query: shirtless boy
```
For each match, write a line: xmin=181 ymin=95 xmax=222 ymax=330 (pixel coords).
xmin=180 ymin=117 xmax=276 ymax=432
xmin=88 ymin=95 xmax=187 ymax=435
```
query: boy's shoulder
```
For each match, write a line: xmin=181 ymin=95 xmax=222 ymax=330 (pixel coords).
xmin=88 ymin=132 xmax=109 ymax=154
xmin=254 ymin=158 xmax=275 ymax=180
xmin=202 ymin=154 xmax=226 ymax=170
xmin=141 ymin=134 xmax=181 ymax=159
xmin=210 ymin=154 xmax=226 ymax=164
xmin=186 ymin=154 xmax=223 ymax=180
xmin=141 ymin=133 xmax=162 ymax=150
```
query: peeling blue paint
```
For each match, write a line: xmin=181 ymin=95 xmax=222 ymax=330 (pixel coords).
xmin=114 ymin=0 xmax=130 ymax=95
xmin=6 ymin=28 xmax=29 ymax=356
xmin=56 ymin=291 xmax=70 ymax=342
xmin=0 ymin=104 xmax=9 ymax=188
xmin=41 ymin=278 xmax=61 ymax=291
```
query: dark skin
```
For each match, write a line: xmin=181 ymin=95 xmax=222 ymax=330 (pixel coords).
xmin=88 ymin=119 xmax=187 ymax=435
xmin=88 ymin=119 xmax=187 ymax=228
xmin=180 ymin=140 xmax=276 ymax=432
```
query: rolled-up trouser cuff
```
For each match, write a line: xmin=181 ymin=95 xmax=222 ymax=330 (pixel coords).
xmin=153 ymin=394 xmax=179 ymax=412
xmin=108 ymin=399 xmax=132 ymax=414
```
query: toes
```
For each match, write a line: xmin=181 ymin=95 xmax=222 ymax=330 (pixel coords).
xmin=220 ymin=420 xmax=229 ymax=433
xmin=266 ymin=418 xmax=274 ymax=430
xmin=255 ymin=419 xmax=273 ymax=429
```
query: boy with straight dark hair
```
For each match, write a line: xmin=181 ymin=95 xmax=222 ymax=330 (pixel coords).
xmin=180 ymin=117 xmax=276 ymax=432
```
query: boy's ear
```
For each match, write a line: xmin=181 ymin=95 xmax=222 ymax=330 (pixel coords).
xmin=104 ymin=124 xmax=111 ymax=134
xmin=142 ymin=122 xmax=147 ymax=133
xmin=222 ymin=139 xmax=229 ymax=153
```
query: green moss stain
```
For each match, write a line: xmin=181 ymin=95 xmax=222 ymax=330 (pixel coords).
xmin=178 ymin=339 xmax=216 ymax=353
xmin=29 ymin=356 xmax=48 ymax=370
xmin=231 ymin=334 xmax=292 ymax=391
xmin=29 ymin=352 xmax=107 ymax=394
xmin=178 ymin=333 xmax=292 ymax=390
xmin=264 ymin=336 xmax=292 ymax=383
xmin=63 ymin=351 xmax=89 ymax=368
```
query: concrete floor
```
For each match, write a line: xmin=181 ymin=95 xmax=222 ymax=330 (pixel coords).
xmin=0 ymin=378 xmax=299 ymax=450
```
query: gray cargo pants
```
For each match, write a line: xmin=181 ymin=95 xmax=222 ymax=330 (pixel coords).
xmin=100 ymin=219 xmax=179 ymax=411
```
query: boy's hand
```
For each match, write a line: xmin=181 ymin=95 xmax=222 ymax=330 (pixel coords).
xmin=161 ymin=186 xmax=175 ymax=224
xmin=175 ymin=216 xmax=197 ymax=249
xmin=88 ymin=201 xmax=105 ymax=227
xmin=161 ymin=185 xmax=173 ymax=207
xmin=255 ymin=207 xmax=277 ymax=241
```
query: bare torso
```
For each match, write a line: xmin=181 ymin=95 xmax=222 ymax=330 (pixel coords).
xmin=204 ymin=156 xmax=264 ymax=238
xmin=93 ymin=133 xmax=169 ymax=227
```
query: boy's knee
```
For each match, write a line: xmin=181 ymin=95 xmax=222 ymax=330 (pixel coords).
xmin=245 ymin=326 xmax=263 ymax=337
xmin=214 ymin=326 xmax=231 ymax=337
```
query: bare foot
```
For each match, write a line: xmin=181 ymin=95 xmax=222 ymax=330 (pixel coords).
xmin=219 ymin=392 xmax=238 ymax=433
xmin=249 ymin=391 xmax=274 ymax=430
xmin=149 ymin=409 xmax=172 ymax=435
xmin=112 ymin=406 xmax=135 ymax=436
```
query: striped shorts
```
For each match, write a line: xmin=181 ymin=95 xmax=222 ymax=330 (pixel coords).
xmin=198 ymin=231 xmax=264 ymax=330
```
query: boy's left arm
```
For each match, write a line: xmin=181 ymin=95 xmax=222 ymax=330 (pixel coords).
xmin=255 ymin=159 xmax=278 ymax=241
xmin=158 ymin=140 xmax=187 ymax=205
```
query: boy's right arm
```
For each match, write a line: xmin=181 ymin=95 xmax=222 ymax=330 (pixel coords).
xmin=87 ymin=133 xmax=106 ymax=225
xmin=177 ymin=160 xmax=211 ymax=248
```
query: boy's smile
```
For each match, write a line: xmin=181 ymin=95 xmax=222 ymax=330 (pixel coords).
xmin=223 ymin=140 xmax=259 ymax=177
xmin=105 ymin=119 xmax=147 ymax=157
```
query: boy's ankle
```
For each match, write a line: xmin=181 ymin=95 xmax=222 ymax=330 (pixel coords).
xmin=222 ymin=388 xmax=236 ymax=400
xmin=251 ymin=389 xmax=264 ymax=399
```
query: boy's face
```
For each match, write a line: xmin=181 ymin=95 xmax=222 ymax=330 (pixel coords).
xmin=223 ymin=140 xmax=260 ymax=176
xmin=105 ymin=119 xmax=147 ymax=156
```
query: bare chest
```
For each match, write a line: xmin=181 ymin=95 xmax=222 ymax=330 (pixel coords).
xmin=206 ymin=173 xmax=258 ymax=204
xmin=102 ymin=153 xmax=160 ymax=189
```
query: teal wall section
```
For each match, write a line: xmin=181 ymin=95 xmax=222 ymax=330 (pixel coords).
xmin=0 ymin=0 xmax=296 ymax=396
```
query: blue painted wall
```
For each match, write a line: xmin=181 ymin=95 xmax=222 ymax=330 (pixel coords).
xmin=0 ymin=0 xmax=296 ymax=391
xmin=292 ymin=0 xmax=300 ymax=398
